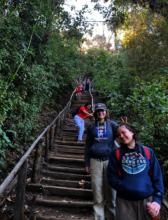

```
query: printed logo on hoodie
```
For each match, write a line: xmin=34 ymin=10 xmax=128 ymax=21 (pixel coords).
xmin=122 ymin=152 xmax=146 ymax=174
xmin=95 ymin=126 xmax=108 ymax=141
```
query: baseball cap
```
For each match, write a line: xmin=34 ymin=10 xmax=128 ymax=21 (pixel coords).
xmin=95 ymin=103 xmax=106 ymax=111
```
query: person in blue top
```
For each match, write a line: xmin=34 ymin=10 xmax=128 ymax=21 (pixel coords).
xmin=85 ymin=103 xmax=118 ymax=220
xmin=85 ymin=80 xmax=90 ymax=92
xmin=107 ymin=122 xmax=164 ymax=220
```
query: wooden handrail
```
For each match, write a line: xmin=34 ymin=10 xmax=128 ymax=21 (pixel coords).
xmin=0 ymin=88 xmax=76 ymax=198
xmin=0 ymin=126 xmax=49 ymax=197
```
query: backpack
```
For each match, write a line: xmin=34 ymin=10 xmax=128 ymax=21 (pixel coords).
xmin=72 ymin=107 xmax=80 ymax=118
xmin=116 ymin=146 xmax=152 ymax=178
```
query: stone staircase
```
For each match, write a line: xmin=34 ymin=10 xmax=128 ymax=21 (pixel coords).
xmin=26 ymin=93 xmax=98 ymax=220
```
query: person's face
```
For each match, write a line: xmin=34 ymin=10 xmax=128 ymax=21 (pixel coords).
xmin=86 ymin=105 xmax=91 ymax=110
xmin=117 ymin=125 xmax=134 ymax=145
xmin=96 ymin=109 xmax=106 ymax=119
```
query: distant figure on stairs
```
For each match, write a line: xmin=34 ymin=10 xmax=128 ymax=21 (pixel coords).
xmin=85 ymin=103 xmax=118 ymax=220
xmin=82 ymin=80 xmax=85 ymax=93
xmin=85 ymin=80 xmax=90 ymax=92
xmin=76 ymin=83 xmax=82 ymax=101
xmin=73 ymin=103 xmax=93 ymax=142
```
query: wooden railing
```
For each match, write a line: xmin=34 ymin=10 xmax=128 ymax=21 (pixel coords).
xmin=0 ymin=88 xmax=76 ymax=220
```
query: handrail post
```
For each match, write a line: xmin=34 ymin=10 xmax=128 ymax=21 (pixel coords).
xmin=56 ymin=116 xmax=60 ymax=137
xmin=64 ymin=107 xmax=68 ymax=121
xmin=32 ymin=138 xmax=43 ymax=183
xmin=60 ymin=112 xmax=65 ymax=128
xmin=45 ymin=129 xmax=49 ymax=162
xmin=69 ymin=102 xmax=71 ymax=117
xmin=49 ymin=124 xmax=55 ymax=151
xmin=54 ymin=120 xmax=57 ymax=138
xmin=66 ymin=105 xmax=69 ymax=118
xmin=14 ymin=160 xmax=28 ymax=220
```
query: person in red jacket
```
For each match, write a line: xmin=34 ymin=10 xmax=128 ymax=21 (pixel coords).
xmin=76 ymin=84 xmax=82 ymax=101
xmin=74 ymin=103 xmax=93 ymax=142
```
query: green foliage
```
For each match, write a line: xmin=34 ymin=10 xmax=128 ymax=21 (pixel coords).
xmin=91 ymin=1 xmax=168 ymax=175
xmin=93 ymin=51 xmax=168 ymax=174
xmin=0 ymin=0 xmax=89 ymax=172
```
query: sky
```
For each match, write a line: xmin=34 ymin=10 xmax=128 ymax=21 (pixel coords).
xmin=64 ymin=0 xmax=115 ymax=49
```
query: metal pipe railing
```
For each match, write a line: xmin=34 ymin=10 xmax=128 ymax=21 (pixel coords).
xmin=89 ymin=83 xmax=94 ymax=112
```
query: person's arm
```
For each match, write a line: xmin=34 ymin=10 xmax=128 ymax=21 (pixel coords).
xmin=146 ymin=149 xmax=164 ymax=216
xmin=82 ymin=110 xmax=93 ymax=117
xmin=107 ymin=149 xmax=123 ymax=191
xmin=85 ymin=124 xmax=92 ymax=173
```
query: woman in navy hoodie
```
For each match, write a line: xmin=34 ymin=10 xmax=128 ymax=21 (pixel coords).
xmin=85 ymin=103 xmax=118 ymax=220
xmin=107 ymin=123 xmax=164 ymax=220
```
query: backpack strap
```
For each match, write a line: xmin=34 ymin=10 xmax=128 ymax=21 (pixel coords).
xmin=91 ymin=122 xmax=95 ymax=130
xmin=143 ymin=147 xmax=152 ymax=175
xmin=116 ymin=149 xmax=122 ymax=178
xmin=109 ymin=121 xmax=114 ymax=133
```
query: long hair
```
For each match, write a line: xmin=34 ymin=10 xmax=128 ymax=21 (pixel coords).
xmin=117 ymin=123 xmax=140 ymax=153
xmin=93 ymin=110 xmax=109 ymax=122
xmin=84 ymin=103 xmax=91 ymax=108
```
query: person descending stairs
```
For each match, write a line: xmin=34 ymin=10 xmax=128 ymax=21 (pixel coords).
xmin=26 ymin=92 xmax=99 ymax=220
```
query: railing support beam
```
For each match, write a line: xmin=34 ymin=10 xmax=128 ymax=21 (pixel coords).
xmin=45 ymin=129 xmax=49 ymax=162
xmin=49 ymin=124 xmax=55 ymax=151
xmin=32 ymin=138 xmax=43 ymax=183
xmin=14 ymin=160 xmax=28 ymax=220
xmin=56 ymin=116 xmax=60 ymax=137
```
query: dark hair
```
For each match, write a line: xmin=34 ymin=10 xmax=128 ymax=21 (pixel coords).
xmin=93 ymin=110 xmax=109 ymax=121
xmin=117 ymin=123 xmax=140 ymax=152
xmin=84 ymin=103 xmax=91 ymax=108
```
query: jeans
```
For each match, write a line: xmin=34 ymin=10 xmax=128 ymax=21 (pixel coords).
xmin=73 ymin=115 xmax=85 ymax=141
xmin=90 ymin=158 xmax=116 ymax=220
xmin=76 ymin=93 xmax=82 ymax=100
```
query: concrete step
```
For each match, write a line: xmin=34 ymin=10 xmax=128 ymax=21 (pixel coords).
xmin=36 ymin=198 xmax=93 ymax=208
xmin=49 ymin=156 xmax=85 ymax=164
xmin=57 ymin=147 xmax=84 ymax=154
xmin=56 ymin=144 xmax=85 ymax=150
xmin=41 ymin=171 xmax=90 ymax=181
xmin=55 ymin=140 xmax=85 ymax=146
xmin=41 ymin=178 xmax=91 ymax=189
xmin=36 ymin=215 xmax=90 ymax=220
xmin=47 ymin=166 xmax=86 ymax=174
xmin=62 ymin=137 xmax=78 ymax=142
xmin=66 ymin=118 xmax=90 ymax=123
xmin=51 ymin=153 xmax=84 ymax=159
xmin=27 ymin=184 xmax=92 ymax=197
xmin=61 ymin=132 xmax=87 ymax=139
xmin=62 ymin=127 xmax=87 ymax=134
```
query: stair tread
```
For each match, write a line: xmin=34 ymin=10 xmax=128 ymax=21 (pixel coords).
xmin=24 ymin=92 xmax=99 ymax=218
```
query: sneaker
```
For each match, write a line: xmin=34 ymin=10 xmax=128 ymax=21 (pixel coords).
xmin=77 ymin=140 xmax=85 ymax=143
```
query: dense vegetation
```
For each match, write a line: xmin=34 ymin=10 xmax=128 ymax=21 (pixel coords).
xmin=1 ymin=0 xmax=168 ymax=178
xmin=89 ymin=2 xmax=168 ymax=176
xmin=0 ymin=0 xmax=91 ymax=172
